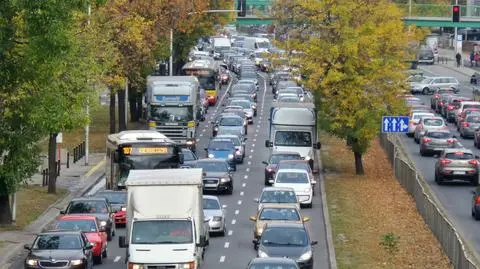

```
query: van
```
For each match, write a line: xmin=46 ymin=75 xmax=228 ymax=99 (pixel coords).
xmin=417 ymin=49 xmax=434 ymax=65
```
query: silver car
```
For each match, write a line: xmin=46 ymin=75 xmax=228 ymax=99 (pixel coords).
xmin=216 ymin=134 xmax=247 ymax=163
xmin=459 ymin=114 xmax=480 ymax=138
xmin=254 ymin=187 xmax=300 ymax=212
xmin=434 ymin=148 xmax=479 ymax=186
xmin=414 ymin=116 xmax=447 ymax=143
xmin=228 ymin=100 xmax=255 ymax=123
xmin=411 ymin=77 xmax=459 ymax=95
xmin=203 ymin=195 xmax=226 ymax=236
xmin=419 ymin=130 xmax=461 ymax=156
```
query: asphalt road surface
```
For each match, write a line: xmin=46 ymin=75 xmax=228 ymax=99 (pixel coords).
xmin=400 ymin=64 xmax=480 ymax=258
xmin=10 ymin=73 xmax=331 ymax=268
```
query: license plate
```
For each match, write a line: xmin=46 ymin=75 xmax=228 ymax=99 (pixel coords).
xmin=453 ymin=171 xmax=465 ymax=175
xmin=204 ymin=184 xmax=217 ymax=187
xmin=434 ymin=148 xmax=444 ymax=151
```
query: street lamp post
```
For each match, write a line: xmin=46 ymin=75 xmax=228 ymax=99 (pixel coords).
xmin=85 ymin=4 xmax=91 ymax=165
xmin=170 ymin=28 xmax=173 ymax=76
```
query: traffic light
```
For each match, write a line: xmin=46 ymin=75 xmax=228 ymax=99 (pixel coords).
xmin=452 ymin=5 xmax=460 ymax=22
xmin=237 ymin=0 xmax=246 ymax=17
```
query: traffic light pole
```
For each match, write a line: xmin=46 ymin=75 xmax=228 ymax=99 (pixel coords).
xmin=454 ymin=0 xmax=459 ymax=57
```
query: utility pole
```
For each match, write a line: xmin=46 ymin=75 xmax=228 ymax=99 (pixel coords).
xmin=85 ymin=3 xmax=91 ymax=165
xmin=169 ymin=28 xmax=173 ymax=76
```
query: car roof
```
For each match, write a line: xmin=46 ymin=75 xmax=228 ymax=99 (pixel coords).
xmin=38 ymin=230 xmax=83 ymax=236
xmin=259 ymin=203 xmax=299 ymax=209
xmin=271 ymin=151 xmax=301 ymax=156
xmin=249 ymin=257 xmax=298 ymax=265
xmin=96 ymin=190 xmax=125 ymax=194
xmin=216 ymin=134 xmax=240 ymax=139
xmin=278 ymin=160 xmax=309 ymax=164
xmin=276 ymin=168 xmax=309 ymax=174
xmin=262 ymin=186 xmax=296 ymax=192
xmin=443 ymin=148 xmax=473 ymax=154
xmin=56 ymin=215 xmax=97 ymax=221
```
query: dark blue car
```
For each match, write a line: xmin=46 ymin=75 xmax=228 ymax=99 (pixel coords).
xmin=204 ymin=139 xmax=237 ymax=171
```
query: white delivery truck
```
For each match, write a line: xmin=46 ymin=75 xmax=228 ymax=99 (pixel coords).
xmin=212 ymin=36 xmax=231 ymax=60
xmin=119 ymin=168 xmax=209 ymax=269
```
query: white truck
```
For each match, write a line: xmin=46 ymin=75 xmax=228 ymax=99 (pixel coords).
xmin=119 ymin=168 xmax=209 ymax=269
xmin=212 ymin=37 xmax=231 ymax=60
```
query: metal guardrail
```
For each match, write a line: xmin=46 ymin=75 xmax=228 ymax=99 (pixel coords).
xmin=71 ymin=141 xmax=86 ymax=165
xmin=379 ymin=133 xmax=478 ymax=269
xmin=397 ymin=4 xmax=480 ymax=18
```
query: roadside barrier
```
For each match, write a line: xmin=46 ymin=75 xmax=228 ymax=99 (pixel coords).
xmin=379 ymin=133 xmax=478 ymax=269
xmin=41 ymin=160 xmax=61 ymax=186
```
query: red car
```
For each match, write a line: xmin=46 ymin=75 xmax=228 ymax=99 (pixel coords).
xmin=55 ymin=215 xmax=107 ymax=264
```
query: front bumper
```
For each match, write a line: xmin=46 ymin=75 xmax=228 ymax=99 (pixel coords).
xmin=296 ymin=193 xmax=313 ymax=204
xmin=25 ymin=262 xmax=87 ymax=269
xmin=203 ymin=179 xmax=232 ymax=193
xmin=208 ymin=218 xmax=225 ymax=233
xmin=297 ymin=258 xmax=314 ymax=269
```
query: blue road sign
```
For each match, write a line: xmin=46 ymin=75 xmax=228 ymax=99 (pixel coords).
xmin=382 ymin=116 xmax=409 ymax=133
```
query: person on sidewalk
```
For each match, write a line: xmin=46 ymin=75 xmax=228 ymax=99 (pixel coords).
xmin=456 ymin=52 xmax=462 ymax=67
xmin=475 ymin=52 xmax=480 ymax=67
xmin=471 ymin=51 xmax=475 ymax=67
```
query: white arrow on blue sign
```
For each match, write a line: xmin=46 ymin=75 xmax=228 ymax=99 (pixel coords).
xmin=382 ymin=116 xmax=409 ymax=133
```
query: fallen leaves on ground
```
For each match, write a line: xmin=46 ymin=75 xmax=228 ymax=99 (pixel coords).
xmin=322 ymin=134 xmax=452 ymax=269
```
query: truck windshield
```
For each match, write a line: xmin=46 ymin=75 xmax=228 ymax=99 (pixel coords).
xmin=132 ymin=220 xmax=193 ymax=244
xmin=150 ymin=106 xmax=193 ymax=122
xmin=274 ymin=131 xmax=312 ymax=147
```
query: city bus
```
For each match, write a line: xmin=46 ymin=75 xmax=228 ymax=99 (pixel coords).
xmin=105 ymin=130 xmax=183 ymax=190
xmin=181 ymin=59 xmax=220 ymax=105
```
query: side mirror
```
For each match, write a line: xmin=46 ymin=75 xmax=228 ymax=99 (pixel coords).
xmin=433 ymin=154 xmax=440 ymax=158
xmin=476 ymin=155 xmax=480 ymax=159
xmin=254 ymin=198 xmax=259 ymax=203
xmin=119 ymin=236 xmax=128 ymax=248
xmin=196 ymin=235 xmax=208 ymax=247
xmin=113 ymin=151 xmax=119 ymax=163
xmin=303 ymin=217 xmax=311 ymax=222
xmin=452 ymin=135 xmax=457 ymax=139
xmin=311 ymin=180 xmax=317 ymax=184
xmin=244 ymin=138 xmax=248 ymax=141
xmin=471 ymin=190 xmax=477 ymax=195
xmin=311 ymin=241 xmax=318 ymax=246
xmin=315 ymin=142 xmax=322 ymax=149
xmin=24 ymin=244 xmax=31 ymax=250
xmin=59 ymin=210 xmax=65 ymax=215
xmin=268 ymin=179 xmax=274 ymax=184
xmin=204 ymin=148 xmax=208 ymax=151
xmin=249 ymin=216 xmax=257 ymax=222
xmin=84 ymin=242 xmax=94 ymax=250
xmin=262 ymin=161 xmax=268 ymax=165
xmin=265 ymin=140 xmax=272 ymax=148
xmin=204 ymin=217 xmax=210 ymax=222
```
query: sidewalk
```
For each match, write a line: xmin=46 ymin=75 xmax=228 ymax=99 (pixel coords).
xmin=0 ymin=153 xmax=106 ymax=268
xmin=428 ymin=47 xmax=479 ymax=78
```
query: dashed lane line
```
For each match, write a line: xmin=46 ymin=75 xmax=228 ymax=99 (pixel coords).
xmin=244 ymin=175 xmax=248 ymax=179
xmin=224 ymin=242 xmax=230 ymax=248
xmin=250 ymin=149 xmax=254 ymax=153
xmin=246 ymin=168 xmax=250 ymax=172
xmin=237 ymin=200 xmax=242 ymax=205
xmin=240 ymin=192 xmax=244 ymax=196
xmin=220 ymin=256 xmax=226 ymax=263
xmin=249 ymin=156 xmax=252 ymax=159
xmin=248 ymin=161 xmax=251 ymax=165
xmin=235 ymin=209 xmax=239 ymax=215
xmin=228 ymin=230 xmax=233 ymax=236
xmin=242 ymin=183 xmax=246 ymax=187
xmin=252 ymin=144 xmax=255 ymax=147
xmin=114 ymin=256 xmax=121 ymax=263
xmin=231 ymin=219 xmax=236 ymax=225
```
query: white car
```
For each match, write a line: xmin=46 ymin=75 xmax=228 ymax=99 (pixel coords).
xmin=271 ymin=169 xmax=316 ymax=208
xmin=414 ymin=116 xmax=448 ymax=143
xmin=254 ymin=187 xmax=300 ymax=212
xmin=407 ymin=112 xmax=435 ymax=137
xmin=411 ymin=77 xmax=459 ymax=95
xmin=203 ymin=195 xmax=226 ymax=236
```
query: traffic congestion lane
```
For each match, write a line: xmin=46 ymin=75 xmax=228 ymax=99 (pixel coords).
xmin=401 ymin=65 xmax=480 ymax=255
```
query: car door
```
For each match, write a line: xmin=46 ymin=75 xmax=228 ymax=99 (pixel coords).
xmin=81 ymin=233 xmax=93 ymax=266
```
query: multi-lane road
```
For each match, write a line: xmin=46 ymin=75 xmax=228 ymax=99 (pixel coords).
xmin=400 ymin=64 xmax=480 ymax=259
xmin=9 ymin=73 xmax=331 ymax=268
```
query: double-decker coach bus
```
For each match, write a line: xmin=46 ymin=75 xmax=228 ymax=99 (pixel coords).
xmin=105 ymin=130 xmax=183 ymax=190
xmin=181 ymin=59 xmax=220 ymax=105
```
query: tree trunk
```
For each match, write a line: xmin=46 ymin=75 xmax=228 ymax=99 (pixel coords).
xmin=128 ymin=86 xmax=141 ymax=122
xmin=354 ymin=151 xmax=364 ymax=175
xmin=0 ymin=195 xmax=12 ymax=224
xmin=48 ymin=133 xmax=58 ymax=194
xmin=109 ymin=88 xmax=116 ymax=134
xmin=118 ymin=88 xmax=127 ymax=131
xmin=137 ymin=93 xmax=144 ymax=121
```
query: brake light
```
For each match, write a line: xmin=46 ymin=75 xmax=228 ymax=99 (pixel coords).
xmin=463 ymin=122 xmax=470 ymax=127
xmin=267 ymin=168 xmax=273 ymax=172
xmin=475 ymin=196 xmax=480 ymax=205
xmin=423 ymin=137 xmax=432 ymax=143
xmin=440 ymin=159 xmax=451 ymax=166
xmin=447 ymin=138 xmax=456 ymax=144
xmin=439 ymin=102 xmax=444 ymax=106
xmin=447 ymin=105 xmax=455 ymax=110
xmin=469 ymin=159 xmax=479 ymax=166
xmin=434 ymin=94 xmax=440 ymax=98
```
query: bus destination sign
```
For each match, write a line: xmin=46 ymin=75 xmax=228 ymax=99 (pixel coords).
xmin=122 ymin=146 xmax=169 ymax=155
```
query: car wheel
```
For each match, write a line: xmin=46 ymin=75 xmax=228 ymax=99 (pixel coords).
xmin=93 ymin=255 xmax=102 ymax=265
xmin=471 ymin=177 xmax=479 ymax=186
xmin=102 ymin=247 xmax=107 ymax=258
xmin=107 ymin=231 xmax=112 ymax=241
xmin=219 ymin=225 xmax=226 ymax=236
xmin=414 ymin=136 xmax=419 ymax=144
xmin=226 ymin=185 xmax=233 ymax=195
xmin=435 ymin=173 xmax=443 ymax=185
xmin=420 ymin=149 xmax=425 ymax=156
xmin=422 ymin=87 xmax=429 ymax=95
xmin=475 ymin=210 xmax=480 ymax=220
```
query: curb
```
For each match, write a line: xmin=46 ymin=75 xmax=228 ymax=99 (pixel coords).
xmin=316 ymin=150 xmax=338 ymax=269
xmin=0 ymin=158 xmax=106 ymax=267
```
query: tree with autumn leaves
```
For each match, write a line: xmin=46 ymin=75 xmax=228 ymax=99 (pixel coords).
xmin=272 ymin=0 xmax=423 ymax=174
xmin=0 ymin=0 xmax=230 ymax=224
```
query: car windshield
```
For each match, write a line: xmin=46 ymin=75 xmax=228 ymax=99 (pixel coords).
xmin=67 ymin=201 xmax=108 ymax=214
xmin=150 ymin=106 xmax=193 ymax=122
xmin=95 ymin=192 xmax=127 ymax=204
xmin=407 ymin=76 xmax=426 ymax=83
xmin=274 ymin=131 xmax=312 ymax=147
xmin=241 ymin=73 xmax=256 ymax=79
xmin=182 ymin=150 xmax=196 ymax=161
xmin=426 ymin=132 xmax=451 ymax=139
xmin=423 ymin=119 xmax=444 ymax=126
xmin=208 ymin=141 xmax=234 ymax=149
xmin=248 ymin=264 xmax=298 ymax=269
xmin=197 ymin=161 xmax=228 ymax=172
xmin=270 ymin=154 xmax=301 ymax=164
xmin=261 ymin=227 xmax=308 ymax=246
xmin=203 ymin=198 xmax=220 ymax=210
xmin=276 ymin=172 xmax=309 ymax=184
xmin=421 ymin=78 xmax=433 ymax=84
xmin=55 ymin=220 xmax=97 ymax=233
xmin=467 ymin=116 xmax=480 ymax=123
xmin=259 ymin=208 xmax=300 ymax=221
xmin=219 ymin=117 xmax=243 ymax=126
xmin=278 ymin=162 xmax=310 ymax=171
xmin=33 ymin=234 xmax=82 ymax=250
xmin=132 ymin=220 xmax=193 ymax=244
xmin=445 ymin=152 xmax=475 ymax=160
xmin=464 ymin=104 xmax=480 ymax=110
xmin=260 ymin=190 xmax=298 ymax=203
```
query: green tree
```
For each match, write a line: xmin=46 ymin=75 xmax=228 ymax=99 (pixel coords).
xmin=273 ymin=0 xmax=413 ymax=174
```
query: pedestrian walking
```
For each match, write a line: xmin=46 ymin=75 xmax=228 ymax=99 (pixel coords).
xmin=471 ymin=51 xmax=475 ymax=67
xmin=456 ymin=52 xmax=462 ymax=67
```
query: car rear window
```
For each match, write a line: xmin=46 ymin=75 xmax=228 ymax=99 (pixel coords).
xmin=426 ymin=132 xmax=451 ymax=138
xmin=464 ymin=104 xmax=480 ymax=110
xmin=423 ymin=119 xmax=444 ymax=126
xmin=445 ymin=152 xmax=474 ymax=160
xmin=467 ymin=116 xmax=480 ymax=123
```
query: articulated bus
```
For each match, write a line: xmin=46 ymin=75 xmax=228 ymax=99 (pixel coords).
xmin=105 ymin=130 xmax=183 ymax=190
xmin=181 ymin=59 xmax=220 ymax=105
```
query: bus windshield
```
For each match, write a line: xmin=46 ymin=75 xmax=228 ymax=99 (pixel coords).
xmin=274 ymin=131 xmax=312 ymax=147
xmin=150 ymin=106 xmax=193 ymax=122
xmin=197 ymin=76 xmax=216 ymax=90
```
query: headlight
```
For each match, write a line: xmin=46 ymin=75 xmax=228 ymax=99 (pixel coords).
xmin=130 ymin=264 xmax=145 ymax=269
xmin=251 ymin=105 xmax=257 ymax=109
xmin=213 ymin=216 xmax=223 ymax=221
xmin=214 ymin=127 xmax=219 ymax=131
xmin=258 ymin=250 xmax=269 ymax=258
xmin=220 ymin=177 xmax=231 ymax=182
xmin=298 ymin=250 xmax=312 ymax=261
xmin=26 ymin=259 xmax=38 ymax=266
xmin=257 ymin=227 xmax=264 ymax=235
xmin=71 ymin=260 xmax=83 ymax=265
xmin=208 ymin=153 xmax=214 ymax=158
xmin=186 ymin=140 xmax=194 ymax=145
xmin=235 ymin=150 xmax=242 ymax=155
xmin=121 ymin=207 xmax=126 ymax=211
xmin=100 ymin=221 xmax=107 ymax=226
xmin=304 ymin=188 xmax=312 ymax=193
xmin=228 ymin=154 xmax=234 ymax=159
xmin=181 ymin=262 xmax=195 ymax=269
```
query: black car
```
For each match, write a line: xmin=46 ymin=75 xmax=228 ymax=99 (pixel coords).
xmin=254 ymin=223 xmax=317 ymax=269
xmin=24 ymin=230 xmax=94 ymax=269
xmin=94 ymin=190 xmax=127 ymax=226
xmin=181 ymin=148 xmax=198 ymax=168
xmin=246 ymin=257 xmax=299 ymax=269
xmin=195 ymin=158 xmax=234 ymax=194
xmin=60 ymin=197 xmax=115 ymax=241
xmin=262 ymin=151 xmax=303 ymax=186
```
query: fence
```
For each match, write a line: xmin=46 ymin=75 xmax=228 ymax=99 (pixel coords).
xmin=379 ymin=133 xmax=478 ymax=269
xmin=71 ymin=141 xmax=86 ymax=165
xmin=41 ymin=160 xmax=61 ymax=186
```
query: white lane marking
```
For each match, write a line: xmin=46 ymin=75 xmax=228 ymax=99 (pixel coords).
xmin=248 ymin=161 xmax=252 ymax=165
xmin=254 ymin=134 xmax=258 ymax=137
xmin=235 ymin=209 xmax=239 ymax=215
xmin=224 ymin=242 xmax=230 ymax=248
xmin=242 ymin=183 xmax=246 ymax=187
xmin=240 ymin=192 xmax=244 ymax=196
xmin=220 ymin=256 xmax=226 ymax=262
xmin=231 ymin=219 xmax=236 ymax=225
xmin=253 ymin=139 xmax=256 ymax=142
xmin=250 ymin=149 xmax=254 ymax=153
xmin=238 ymin=200 xmax=242 ymax=205
xmin=244 ymin=175 xmax=248 ymax=179
xmin=228 ymin=230 xmax=233 ymax=236
xmin=114 ymin=256 xmax=121 ymax=263
xmin=202 ymin=129 xmax=206 ymax=132
xmin=256 ymin=129 xmax=259 ymax=133
xmin=199 ymin=134 xmax=203 ymax=137
xmin=257 ymin=125 xmax=260 ymax=128
xmin=252 ymin=144 xmax=255 ymax=147
xmin=249 ymin=155 xmax=252 ymax=159
xmin=196 ymin=138 xmax=200 ymax=142
xmin=246 ymin=168 xmax=250 ymax=172
xmin=259 ymin=73 xmax=267 ymax=110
